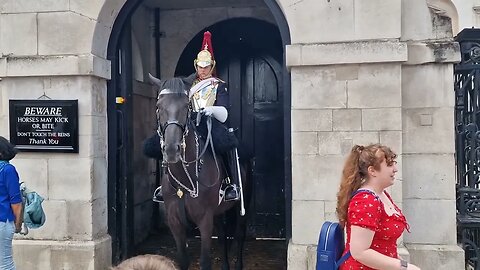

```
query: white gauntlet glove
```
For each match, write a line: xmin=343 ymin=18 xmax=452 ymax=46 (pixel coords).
xmin=201 ymin=106 xmax=228 ymax=123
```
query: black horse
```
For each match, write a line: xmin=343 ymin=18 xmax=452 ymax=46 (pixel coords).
xmin=145 ymin=74 xmax=250 ymax=270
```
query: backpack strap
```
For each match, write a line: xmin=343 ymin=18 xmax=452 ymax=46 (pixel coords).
xmin=336 ymin=251 xmax=351 ymax=268
xmin=352 ymin=189 xmax=379 ymax=199
xmin=335 ymin=189 xmax=379 ymax=268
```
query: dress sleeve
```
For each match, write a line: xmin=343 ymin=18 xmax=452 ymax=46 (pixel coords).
xmin=348 ymin=192 xmax=382 ymax=231
xmin=5 ymin=165 xmax=22 ymax=204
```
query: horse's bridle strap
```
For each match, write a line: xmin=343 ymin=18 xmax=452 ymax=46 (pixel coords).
xmin=162 ymin=120 xmax=184 ymax=133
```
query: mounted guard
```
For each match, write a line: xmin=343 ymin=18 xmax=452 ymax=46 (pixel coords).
xmin=142 ymin=32 xmax=251 ymax=269
xmin=189 ymin=31 xmax=241 ymax=202
xmin=145 ymin=31 xmax=242 ymax=203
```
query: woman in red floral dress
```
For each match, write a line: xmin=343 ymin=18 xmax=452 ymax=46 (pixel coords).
xmin=337 ymin=144 xmax=421 ymax=270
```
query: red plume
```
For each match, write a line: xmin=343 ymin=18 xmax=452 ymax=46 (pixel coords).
xmin=201 ymin=31 xmax=215 ymax=60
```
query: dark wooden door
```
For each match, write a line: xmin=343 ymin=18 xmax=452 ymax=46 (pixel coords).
xmin=176 ymin=18 xmax=285 ymax=238
xmin=218 ymin=51 xmax=285 ymax=238
xmin=109 ymin=22 xmax=135 ymax=262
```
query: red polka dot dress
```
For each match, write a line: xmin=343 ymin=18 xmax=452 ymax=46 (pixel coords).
xmin=340 ymin=190 xmax=409 ymax=270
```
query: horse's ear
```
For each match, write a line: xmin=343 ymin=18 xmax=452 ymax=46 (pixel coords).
xmin=148 ymin=73 xmax=163 ymax=87
xmin=182 ymin=73 xmax=196 ymax=89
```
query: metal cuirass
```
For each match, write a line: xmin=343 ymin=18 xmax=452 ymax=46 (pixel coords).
xmin=189 ymin=78 xmax=220 ymax=112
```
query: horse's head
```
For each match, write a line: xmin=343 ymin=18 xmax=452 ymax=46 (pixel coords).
xmin=149 ymin=74 xmax=194 ymax=163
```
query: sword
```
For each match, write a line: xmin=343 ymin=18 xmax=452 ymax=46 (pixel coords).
xmin=234 ymin=148 xmax=246 ymax=216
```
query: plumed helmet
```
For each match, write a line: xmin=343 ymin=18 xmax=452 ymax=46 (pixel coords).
xmin=194 ymin=31 xmax=216 ymax=68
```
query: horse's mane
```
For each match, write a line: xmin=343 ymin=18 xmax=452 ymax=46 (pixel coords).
xmin=160 ymin=77 xmax=187 ymax=94
xmin=160 ymin=74 xmax=195 ymax=94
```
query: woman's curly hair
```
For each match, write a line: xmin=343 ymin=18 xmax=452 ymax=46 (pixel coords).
xmin=336 ymin=144 xmax=397 ymax=227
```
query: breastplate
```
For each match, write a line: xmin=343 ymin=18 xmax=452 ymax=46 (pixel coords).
xmin=191 ymin=83 xmax=218 ymax=112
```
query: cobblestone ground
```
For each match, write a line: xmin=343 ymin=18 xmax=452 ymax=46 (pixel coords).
xmin=135 ymin=230 xmax=287 ymax=270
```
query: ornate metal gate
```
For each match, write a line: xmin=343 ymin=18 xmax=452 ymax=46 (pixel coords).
xmin=455 ymin=28 xmax=480 ymax=270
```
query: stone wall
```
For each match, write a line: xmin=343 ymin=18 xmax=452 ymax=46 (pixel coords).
xmin=284 ymin=0 xmax=404 ymax=268
xmin=0 ymin=1 xmax=111 ymax=269
xmin=284 ymin=0 xmax=464 ymax=269
xmin=0 ymin=0 xmax=469 ymax=269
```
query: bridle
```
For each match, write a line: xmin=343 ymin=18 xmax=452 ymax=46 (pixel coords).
xmin=156 ymin=88 xmax=216 ymax=165
xmin=156 ymin=89 xmax=190 ymax=156
xmin=156 ymin=88 xmax=222 ymax=199
xmin=157 ymin=119 xmax=189 ymax=153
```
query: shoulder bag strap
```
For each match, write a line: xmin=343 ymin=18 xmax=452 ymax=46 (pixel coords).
xmin=336 ymin=251 xmax=351 ymax=268
xmin=352 ymin=189 xmax=379 ymax=199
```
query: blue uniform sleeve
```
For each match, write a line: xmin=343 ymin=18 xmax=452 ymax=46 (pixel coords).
xmin=214 ymin=82 xmax=230 ymax=110
xmin=5 ymin=165 xmax=22 ymax=204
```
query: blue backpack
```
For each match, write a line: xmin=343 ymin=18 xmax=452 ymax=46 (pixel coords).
xmin=316 ymin=221 xmax=350 ymax=270
xmin=316 ymin=189 xmax=377 ymax=269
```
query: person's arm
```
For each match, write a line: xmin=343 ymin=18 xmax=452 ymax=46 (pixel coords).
xmin=6 ymin=165 xmax=22 ymax=233
xmin=201 ymin=106 xmax=228 ymax=123
xmin=350 ymin=226 xmax=421 ymax=270
xmin=11 ymin=202 xmax=22 ymax=233
xmin=203 ymin=82 xmax=228 ymax=123
xmin=214 ymin=82 xmax=229 ymax=109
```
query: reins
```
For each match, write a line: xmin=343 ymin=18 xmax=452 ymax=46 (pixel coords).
xmin=158 ymin=111 xmax=222 ymax=198
xmin=167 ymin=115 xmax=222 ymax=195
xmin=179 ymin=115 xmax=214 ymax=165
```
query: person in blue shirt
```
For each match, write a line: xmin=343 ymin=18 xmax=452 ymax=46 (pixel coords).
xmin=0 ymin=136 xmax=22 ymax=270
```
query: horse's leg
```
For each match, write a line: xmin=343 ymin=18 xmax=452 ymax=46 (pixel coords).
xmin=171 ymin=225 xmax=189 ymax=269
xmin=215 ymin=215 xmax=230 ymax=270
xmin=166 ymin=204 xmax=189 ymax=270
xmin=198 ymin=214 xmax=215 ymax=270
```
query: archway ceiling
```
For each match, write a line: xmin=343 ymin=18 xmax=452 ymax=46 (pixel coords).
xmin=143 ymin=0 xmax=262 ymax=10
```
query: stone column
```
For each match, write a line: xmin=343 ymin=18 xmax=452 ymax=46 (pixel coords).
xmin=281 ymin=0 xmax=406 ymax=267
xmin=401 ymin=48 xmax=464 ymax=270
xmin=286 ymin=41 xmax=407 ymax=270
xmin=0 ymin=2 xmax=112 ymax=269
xmin=401 ymin=1 xmax=464 ymax=269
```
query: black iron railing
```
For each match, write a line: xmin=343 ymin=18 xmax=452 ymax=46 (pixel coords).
xmin=455 ymin=28 xmax=480 ymax=270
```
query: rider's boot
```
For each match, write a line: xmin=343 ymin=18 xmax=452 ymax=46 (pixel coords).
xmin=153 ymin=185 xmax=164 ymax=203
xmin=224 ymin=149 xmax=240 ymax=202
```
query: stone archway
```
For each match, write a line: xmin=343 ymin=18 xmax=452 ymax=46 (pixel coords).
xmin=96 ymin=0 xmax=292 ymax=265
xmin=92 ymin=0 xmax=291 ymax=59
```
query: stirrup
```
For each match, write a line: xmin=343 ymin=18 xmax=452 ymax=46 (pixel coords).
xmin=224 ymin=185 xmax=240 ymax=202
xmin=152 ymin=186 xmax=164 ymax=203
